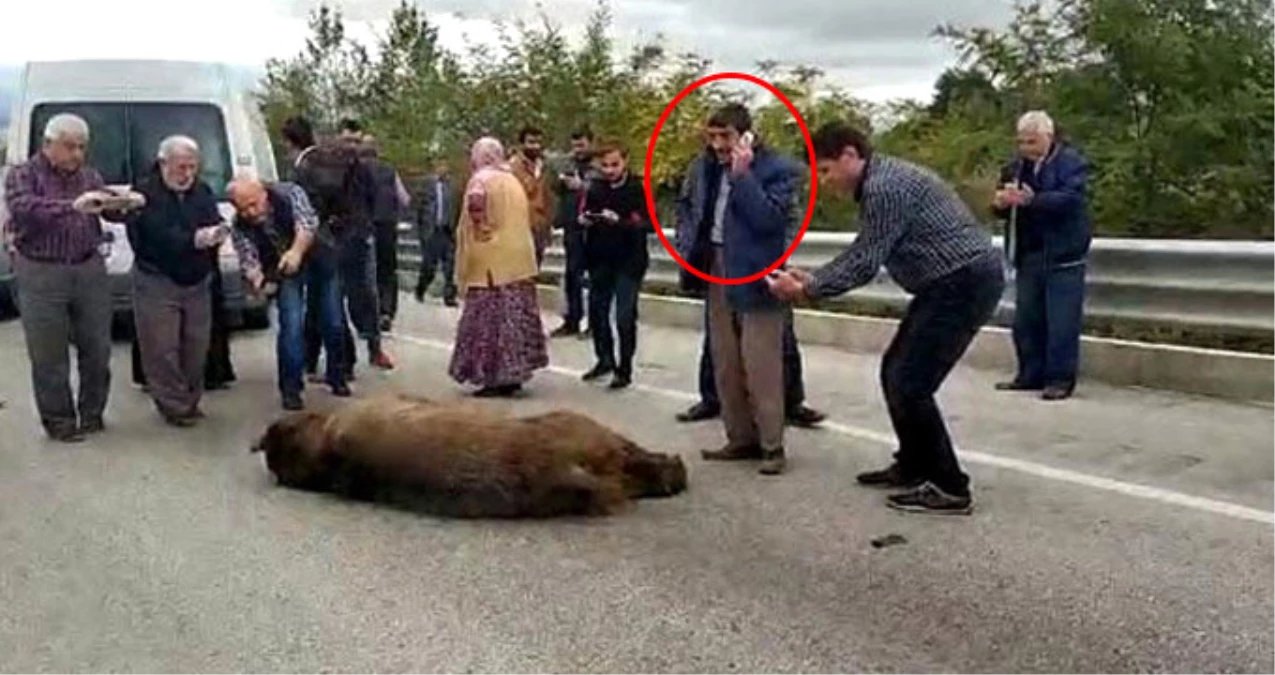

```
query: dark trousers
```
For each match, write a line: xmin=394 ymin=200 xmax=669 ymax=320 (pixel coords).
xmin=561 ymin=227 xmax=587 ymax=327
xmin=14 ymin=254 xmax=113 ymax=434
xmin=133 ymin=270 xmax=212 ymax=419
xmin=885 ymin=254 xmax=1004 ymax=497
xmin=374 ymin=220 xmax=399 ymax=321
xmin=698 ymin=308 xmax=806 ymax=412
xmin=1011 ymin=252 xmax=1085 ymax=387
xmin=587 ymin=265 xmax=643 ymax=375
xmin=204 ymin=267 xmax=235 ymax=386
xmin=305 ymin=235 xmax=381 ymax=373
xmin=302 ymin=250 xmax=351 ymax=385
xmin=415 ymin=225 xmax=456 ymax=301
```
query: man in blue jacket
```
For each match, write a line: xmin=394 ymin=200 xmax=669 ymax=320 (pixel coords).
xmin=993 ymin=111 xmax=1091 ymax=401
xmin=675 ymin=103 xmax=799 ymax=476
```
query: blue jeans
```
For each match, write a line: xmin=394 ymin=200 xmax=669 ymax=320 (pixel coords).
xmin=301 ymin=253 xmax=348 ymax=389
xmin=1012 ymin=252 xmax=1086 ymax=387
xmin=587 ymin=266 xmax=642 ymax=375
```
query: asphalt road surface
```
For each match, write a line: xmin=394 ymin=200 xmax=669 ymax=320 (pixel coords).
xmin=1 ymin=297 xmax=1272 ymax=673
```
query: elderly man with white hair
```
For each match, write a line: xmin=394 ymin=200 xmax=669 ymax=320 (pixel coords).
xmin=3 ymin=113 xmax=143 ymax=442
xmin=992 ymin=110 xmax=1092 ymax=401
xmin=117 ymin=135 xmax=228 ymax=427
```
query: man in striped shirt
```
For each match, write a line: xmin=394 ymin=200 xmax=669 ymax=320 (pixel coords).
xmin=4 ymin=114 xmax=139 ymax=441
xmin=767 ymin=122 xmax=1005 ymax=515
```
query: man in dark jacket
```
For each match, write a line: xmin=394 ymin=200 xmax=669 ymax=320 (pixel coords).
xmin=992 ymin=110 xmax=1091 ymax=401
xmin=360 ymin=135 xmax=410 ymax=331
xmin=123 ymin=135 xmax=226 ymax=427
xmin=412 ymin=158 xmax=459 ymax=306
xmin=548 ymin=128 xmax=599 ymax=337
xmin=675 ymin=103 xmax=798 ymax=476
xmin=577 ymin=139 xmax=651 ymax=389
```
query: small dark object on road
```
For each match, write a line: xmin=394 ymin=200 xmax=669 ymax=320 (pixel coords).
xmin=251 ymin=393 xmax=688 ymax=518
xmin=871 ymin=533 xmax=908 ymax=549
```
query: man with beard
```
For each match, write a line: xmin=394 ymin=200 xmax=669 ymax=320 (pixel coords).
xmin=548 ymin=128 xmax=597 ymax=338
xmin=510 ymin=125 xmax=551 ymax=267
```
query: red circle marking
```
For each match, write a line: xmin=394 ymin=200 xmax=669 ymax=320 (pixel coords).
xmin=643 ymin=71 xmax=817 ymax=286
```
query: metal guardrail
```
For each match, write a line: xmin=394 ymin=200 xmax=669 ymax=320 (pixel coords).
xmin=398 ymin=227 xmax=1275 ymax=340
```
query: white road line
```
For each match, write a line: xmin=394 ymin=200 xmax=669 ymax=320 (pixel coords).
xmin=393 ymin=332 xmax=1275 ymax=526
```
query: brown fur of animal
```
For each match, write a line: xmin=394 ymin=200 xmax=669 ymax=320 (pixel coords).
xmin=250 ymin=393 xmax=688 ymax=518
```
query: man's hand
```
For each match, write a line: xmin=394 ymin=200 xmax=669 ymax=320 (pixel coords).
xmin=600 ymin=208 xmax=620 ymax=223
xmin=729 ymin=142 xmax=754 ymax=177
xmin=246 ymin=267 xmax=265 ymax=293
xmin=766 ymin=269 xmax=810 ymax=302
xmin=72 ymin=191 xmax=109 ymax=215
xmin=278 ymin=249 xmax=303 ymax=276
xmin=992 ymin=190 xmax=1010 ymax=209
xmin=194 ymin=224 xmax=230 ymax=249
xmin=562 ymin=174 xmax=584 ymax=191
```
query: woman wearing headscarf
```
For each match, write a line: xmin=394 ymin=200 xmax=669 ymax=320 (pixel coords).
xmin=448 ymin=137 xmax=548 ymax=397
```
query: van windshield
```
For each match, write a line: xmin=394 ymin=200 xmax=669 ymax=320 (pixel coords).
xmin=28 ymin=102 xmax=233 ymax=196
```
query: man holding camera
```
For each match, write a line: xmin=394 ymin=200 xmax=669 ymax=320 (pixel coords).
xmin=577 ymin=139 xmax=652 ymax=390
xmin=4 ymin=114 xmax=142 ymax=441
xmin=227 ymin=177 xmax=318 ymax=411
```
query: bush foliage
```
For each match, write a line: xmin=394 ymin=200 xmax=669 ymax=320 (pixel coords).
xmin=258 ymin=0 xmax=1273 ymax=239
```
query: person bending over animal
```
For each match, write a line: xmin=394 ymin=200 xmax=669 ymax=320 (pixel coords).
xmin=251 ymin=394 xmax=687 ymax=518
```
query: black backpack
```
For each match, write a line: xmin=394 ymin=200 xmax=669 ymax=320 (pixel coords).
xmin=294 ymin=141 xmax=371 ymax=246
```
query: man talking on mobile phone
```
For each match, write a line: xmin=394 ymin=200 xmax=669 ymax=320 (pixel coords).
xmin=674 ymin=103 xmax=800 ymax=476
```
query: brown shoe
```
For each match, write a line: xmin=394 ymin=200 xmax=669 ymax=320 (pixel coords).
xmin=759 ymin=448 xmax=787 ymax=475
xmin=701 ymin=443 xmax=764 ymax=461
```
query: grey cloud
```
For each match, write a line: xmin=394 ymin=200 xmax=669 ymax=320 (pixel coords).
xmin=277 ymin=0 xmax=1012 ymax=98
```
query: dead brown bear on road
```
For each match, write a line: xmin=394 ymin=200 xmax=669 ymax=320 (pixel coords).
xmin=251 ymin=394 xmax=688 ymax=518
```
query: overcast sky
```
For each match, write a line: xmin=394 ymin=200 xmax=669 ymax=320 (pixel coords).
xmin=0 ymin=0 xmax=1012 ymax=103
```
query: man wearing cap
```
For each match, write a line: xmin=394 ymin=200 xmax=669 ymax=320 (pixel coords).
xmin=226 ymin=176 xmax=320 ymax=410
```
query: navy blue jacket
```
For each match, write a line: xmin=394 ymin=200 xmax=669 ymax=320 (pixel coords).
xmin=674 ymin=145 xmax=799 ymax=312
xmin=995 ymin=141 xmax=1092 ymax=268
xmin=124 ymin=173 xmax=223 ymax=287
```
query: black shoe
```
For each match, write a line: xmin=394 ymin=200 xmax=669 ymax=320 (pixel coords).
xmin=550 ymin=323 xmax=580 ymax=338
xmin=205 ymin=380 xmax=231 ymax=391
xmin=379 ymin=316 xmax=393 ymax=332
xmin=856 ymin=463 xmax=925 ymax=490
xmin=759 ymin=447 xmax=787 ymax=475
xmin=995 ymin=379 xmax=1042 ymax=391
xmin=701 ymin=443 xmax=764 ymax=461
xmin=162 ymin=412 xmax=197 ymax=428
xmin=582 ymin=363 xmax=614 ymax=381
xmin=1041 ymin=382 xmax=1074 ymax=401
xmin=414 ymin=287 xmax=427 ymax=303
xmin=48 ymin=425 xmax=86 ymax=443
xmin=443 ymin=296 xmax=458 ymax=307
xmin=330 ymin=383 xmax=352 ymax=398
xmin=676 ymin=402 xmax=719 ymax=423
xmin=78 ymin=418 xmax=105 ymax=434
xmin=886 ymin=482 xmax=973 ymax=515
xmin=608 ymin=372 xmax=631 ymax=389
xmin=282 ymin=393 xmax=305 ymax=411
xmin=786 ymin=405 xmax=826 ymax=428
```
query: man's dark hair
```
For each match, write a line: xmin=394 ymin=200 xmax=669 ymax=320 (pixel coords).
xmin=811 ymin=121 xmax=873 ymax=161
xmin=595 ymin=138 xmax=627 ymax=158
xmin=338 ymin=118 xmax=363 ymax=133
xmin=570 ymin=127 xmax=593 ymax=142
xmin=518 ymin=125 xmax=543 ymax=142
xmin=281 ymin=115 xmax=315 ymax=150
xmin=707 ymin=103 xmax=752 ymax=134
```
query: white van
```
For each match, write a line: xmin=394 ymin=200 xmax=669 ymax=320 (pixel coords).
xmin=0 ymin=59 xmax=278 ymax=328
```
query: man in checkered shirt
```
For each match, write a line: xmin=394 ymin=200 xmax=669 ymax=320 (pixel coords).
xmin=767 ymin=121 xmax=1005 ymax=515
